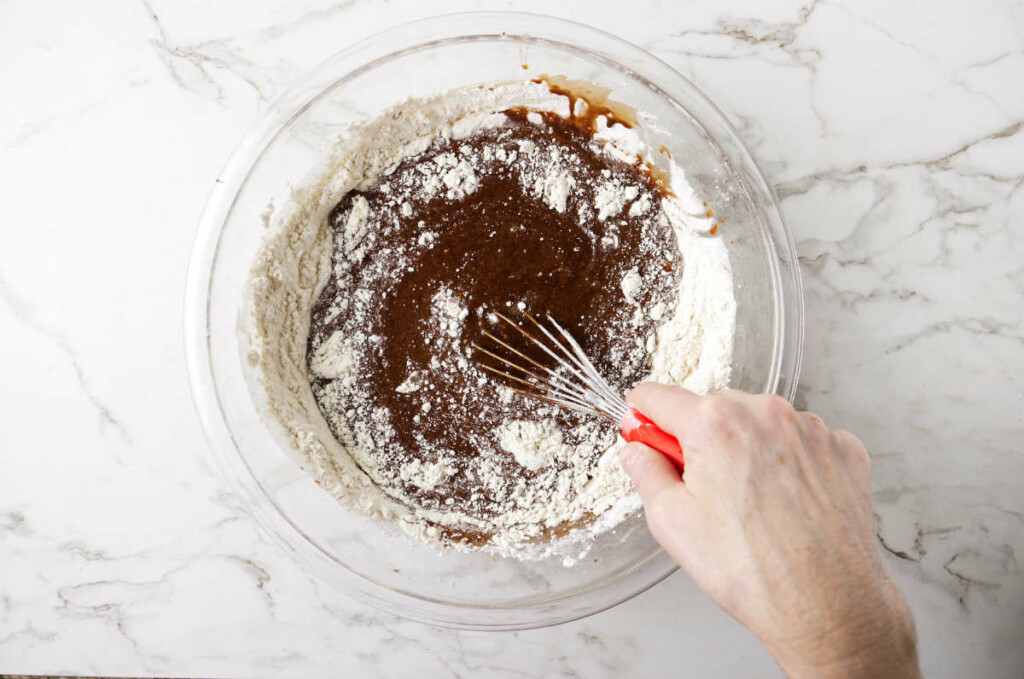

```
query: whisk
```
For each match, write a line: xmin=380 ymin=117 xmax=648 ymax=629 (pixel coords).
xmin=472 ymin=311 xmax=685 ymax=470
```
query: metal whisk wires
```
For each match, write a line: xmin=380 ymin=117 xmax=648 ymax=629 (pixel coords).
xmin=471 ymin=311 xmax=629 ymax=424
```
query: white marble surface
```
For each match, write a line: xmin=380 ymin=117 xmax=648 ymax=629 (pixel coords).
xmin=2 ymin=0 xmax=1022 ymax=676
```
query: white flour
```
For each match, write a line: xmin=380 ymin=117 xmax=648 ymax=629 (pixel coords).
xmin=497 ymin=419 xmax=572 ymax=471
xmin=246 ymin=80 xmax=736 ymax=559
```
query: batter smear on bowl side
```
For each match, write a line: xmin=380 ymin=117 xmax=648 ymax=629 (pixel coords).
xmin=247 ymin=80 xmax=737 ymax=558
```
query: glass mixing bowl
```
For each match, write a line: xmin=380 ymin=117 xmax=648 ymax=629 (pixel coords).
xmin=184 ymin=12 xmax=803 ymax=630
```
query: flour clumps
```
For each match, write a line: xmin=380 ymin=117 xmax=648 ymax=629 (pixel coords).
xmin=497 ymin=420 xmax=571 ymax=471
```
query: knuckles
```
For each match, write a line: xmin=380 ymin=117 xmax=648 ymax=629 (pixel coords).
xmin=835 ymin=429 xmax=871 ymax=469
xmin=751 ymin=394 xmax=799 ymax=434
xmin=800 ymin=412 xmax=826 ymax=429
xmin=758 ymin=393 xmax=796 ymax=420
xmin=797 ymin=411 xmax=830 ymax=442
xmin=696 ymin=394 xmax=801 ymax=442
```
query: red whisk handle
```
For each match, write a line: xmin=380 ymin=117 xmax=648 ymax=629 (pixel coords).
xmin=620 ymin=408 xmax=684 ymax=471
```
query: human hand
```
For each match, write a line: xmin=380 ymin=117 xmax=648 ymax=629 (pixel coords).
xmin=621 ymin=383 xmax=920 ymax=679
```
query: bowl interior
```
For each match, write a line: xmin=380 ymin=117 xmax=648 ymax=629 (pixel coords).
xmin=190 ymin=13 xmax=801 ymax=629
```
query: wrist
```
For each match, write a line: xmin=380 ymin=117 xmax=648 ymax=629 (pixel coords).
xmin=767 ymin=581 xmax=920 ymax=679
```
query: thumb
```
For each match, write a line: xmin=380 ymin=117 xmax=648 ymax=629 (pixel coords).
xmin=621 ymin=442 xmax=683 ymax=504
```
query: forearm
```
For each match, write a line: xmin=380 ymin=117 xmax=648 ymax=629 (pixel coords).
xmin=767 ymin=580 xmax=921 ymax=679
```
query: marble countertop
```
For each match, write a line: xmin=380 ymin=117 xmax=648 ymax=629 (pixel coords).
xmin=2 ymin=0 xmax=1022 ymax=676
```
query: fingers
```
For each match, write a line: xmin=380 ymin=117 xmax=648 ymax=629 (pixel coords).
xmin=796 ymin=411 xmax=829 ymax=446
xmin=625 ymin=382 xmax=702 ymax=442
xmin=620 ymin=442 xmax=684 ymax=503
xmin=834 ymin=429 xmax=871 ymax=476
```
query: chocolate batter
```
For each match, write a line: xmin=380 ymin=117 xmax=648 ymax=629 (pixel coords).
xmin=308 ymin=109 xmax=678 ymax=545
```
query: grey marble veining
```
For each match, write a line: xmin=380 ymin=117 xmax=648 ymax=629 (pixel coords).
xmin=1 ymin=0 xmax=1022 ymax=676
